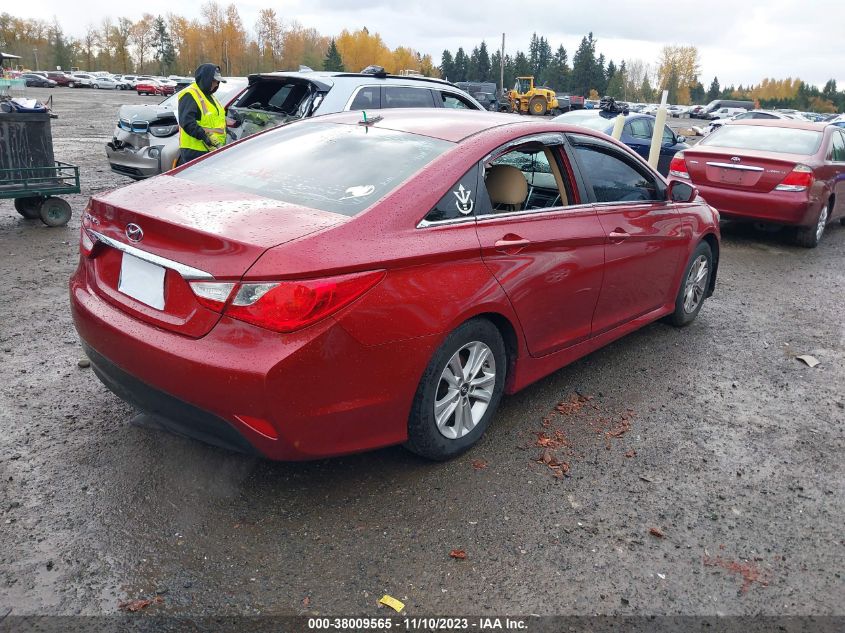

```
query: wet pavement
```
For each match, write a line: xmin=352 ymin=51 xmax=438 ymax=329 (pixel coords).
xmin=1 ymin=88 xmax=843 ymax=620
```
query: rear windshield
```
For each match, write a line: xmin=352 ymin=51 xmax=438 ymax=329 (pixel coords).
xmin=701 ymin=125 xmax=823 ymax=155
xmin=175 ymin=122 xmax=453 ymax=216
xmin=555 ymin=112 xmax=613 ymax=132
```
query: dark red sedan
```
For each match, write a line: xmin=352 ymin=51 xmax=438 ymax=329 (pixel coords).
xmin=136 ymin=79 xmax=175 ymax=96
xmin=670 ymin=119 xmax=845 ymax=247
xmin=70 ymin=110 xmax=720 ymax=461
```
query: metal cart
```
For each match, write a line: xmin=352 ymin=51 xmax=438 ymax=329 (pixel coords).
xmin=0 ymin=161 xmax=79 ymax=226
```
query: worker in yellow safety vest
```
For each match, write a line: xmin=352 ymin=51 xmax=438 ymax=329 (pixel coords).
xmin=176 ymin=63 xmax=227 ymax=166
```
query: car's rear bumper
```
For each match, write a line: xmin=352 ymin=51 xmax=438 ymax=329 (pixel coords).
xmin=694 ymin=184 xmax=816 ymax=226
xmin=70 ymin=261 xmax=431 ymax=460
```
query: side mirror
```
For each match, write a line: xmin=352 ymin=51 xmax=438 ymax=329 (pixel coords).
xmin=667 ymin=179 xmax=697 ymax=203
xmin=676 ymin=135 xmax=686 ymax=143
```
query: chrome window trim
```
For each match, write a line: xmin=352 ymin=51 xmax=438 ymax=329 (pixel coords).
xmin=417 ymin=216 xmax=476 ymax=228
xmin=705 ymin=161 xmax=764 ymax=172
xmin=343 ymin=84 xmax=382 ymax=111
xmin=592 ymin=200 xmax=667 ymax=210
xmin=89 ymin=230 xmax=214 ymax=280
xmin=475 ymin=203 xmax=594 ymax=222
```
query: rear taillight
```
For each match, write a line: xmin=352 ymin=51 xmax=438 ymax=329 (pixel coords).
xmin=669 ymin=153 xmax=689 ymax=179
xmin=189 ymin=281 xmax=236 ymax=312
xmin=225 ymin=270 xmax=385 ymax=333
xmin=80 ymin=227 xmax=96 ymax=257
xmin=188 ymin=271 xmax=385 ymax=332
xmin=774 ymin=164 xmax=814 ymax=192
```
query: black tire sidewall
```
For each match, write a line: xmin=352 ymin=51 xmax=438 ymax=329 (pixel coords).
xmin=670 ymin=241 xmax=713 ymax=326
xmin=406 ymin=319 xmax=507 ymax=461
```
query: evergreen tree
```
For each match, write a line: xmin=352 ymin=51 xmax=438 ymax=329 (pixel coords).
xmin=476 ymin=41 xmax=491 ymax=82
xmin=152 ymin=16 xmax=175 ymax=76
xmin=690 ymin=81 xmax=705 ymax=103
xmin=323 ymin=39 xmax=344 ymax=71
xmin=528 ymin=33 xmax=540 ymax=75
xmin=594 ymin=53 xmax=607 ymax=94
xmin=604 ymin=59 xmax=617 ymax=96
xmin=453 ymin=47 xmax=469 ymax=82
xmin=707 ymin=76 xmax=720 ymax=101
xmin=822 ymin=79 xmax=837 ymax=101
xmin=513 ymin=51 xmax=531 ymax=79
xmin=571 ymin=33 xmax=597 ymax=96
xmin=50 ymin=21 xmax=71 ymax=71
xmin=640 ymin=74 xmax=654 ymax=102
xmin=542 ymin=45 xmax=569 ymax=92
xmin=440 ymin=50 xmax=454 ymax=80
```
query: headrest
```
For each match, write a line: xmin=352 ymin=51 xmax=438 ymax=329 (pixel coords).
xmin=486 ymin=165 xmax=528 ymax=206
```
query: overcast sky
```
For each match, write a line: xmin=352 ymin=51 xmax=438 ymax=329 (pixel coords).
xmin=15 ymin=0 xmax=845 ymax=89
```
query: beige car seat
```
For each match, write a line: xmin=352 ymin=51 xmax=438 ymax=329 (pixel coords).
xmin=486 ymin=165 xmax=528 ymax=212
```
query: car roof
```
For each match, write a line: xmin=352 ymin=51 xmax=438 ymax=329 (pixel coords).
xmin=308 ymin=108 xmax=613 ymax=144
xmin=248 ymin=70 xmax=456 ymax=90
xmin=724 ymin=119 xmax=828 ymax=132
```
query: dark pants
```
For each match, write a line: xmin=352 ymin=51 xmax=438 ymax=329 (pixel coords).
xmin=176 ymin=148 xmax=208 ymax=166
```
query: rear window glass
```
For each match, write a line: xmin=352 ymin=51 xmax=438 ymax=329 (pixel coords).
xmin=701 ymin=125 xmax=823 ymax=155
xmin=556 ymin=112 xmax=612 ymax=133
xmin=175 ymin=122 xmax=453 ymax=216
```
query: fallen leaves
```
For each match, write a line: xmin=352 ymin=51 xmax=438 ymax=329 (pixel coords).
xmin=302 ymin=596 xmax=311 ymax=608
xmin=378 ymin=594 xmax=405 ymax=612
xmin=624 ymin=450 xmax=637 ymax=458
xmin=449 ymin=549 xmax=467 ymax=560
xmin=118 ymin=596 xmax=163 ymax=612
xmin=649 ymin=527 xmax=665 ymax=538
xmin=703 ymin=556 xmax=770 ymax=594
xmin=554 ymin=393 xmax=593 ymax=415
xmin=536 ymin=448 xmax=570 ymax=479
xmin=471 ymin=459 xmax=488 ymax=470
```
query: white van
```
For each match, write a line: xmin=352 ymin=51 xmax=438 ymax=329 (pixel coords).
xmin=709 ymin=107 xmax=747 ymax=120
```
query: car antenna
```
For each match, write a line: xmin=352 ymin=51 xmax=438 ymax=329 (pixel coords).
xmin=358 ymin=110 xmax=383 ymax=126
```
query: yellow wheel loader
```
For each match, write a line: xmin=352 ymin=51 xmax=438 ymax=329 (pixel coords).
xmin=508 ymin=76 xmax=558 ymax=116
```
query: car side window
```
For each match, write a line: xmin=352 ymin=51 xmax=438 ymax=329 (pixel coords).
xmin=481 ymin=143 xmax=573 ymax=213
xmin=439 ymin=91 xmax=475 ymax=109
xmin=383 ymin=86 xmax=435 ymax=108
xmin=627 ymin=118 xmax=652 ymax=140
xmin=662 ymin=126 xmax=675 ymax=146
xmin=349 ymin=86 xmax=380 ymax=110
xmin=422 ymin=164 xmax=486 ymax=223
xmin=570 ymin=143 xmax=661 ymax=203
xmin=829 ymin=131 xmax=845 ymax=162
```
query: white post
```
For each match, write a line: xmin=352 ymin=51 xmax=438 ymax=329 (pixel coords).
xmin=611 ymin=113 xmax=625 ymax=140
xmin=648 ymin=90 xmax=669 ymax=169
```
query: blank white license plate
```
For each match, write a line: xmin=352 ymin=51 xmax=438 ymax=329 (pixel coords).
xmin=118 ymin=253 xmax=166 ymax=310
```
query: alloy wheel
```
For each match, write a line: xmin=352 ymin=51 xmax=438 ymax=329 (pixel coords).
xmin=683 ymin=255 xmax=709 ymax=314
xmin=815 ymin=205 xmax=829 ymax=243
xmin=434 ymin=341 xmax=496 ymax=440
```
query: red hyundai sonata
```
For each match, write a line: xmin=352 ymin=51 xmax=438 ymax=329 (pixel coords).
xmin=70 ymin=109 xmax=720 ymax=461
xmin=669 ymin=119 xmax=845 ymax=247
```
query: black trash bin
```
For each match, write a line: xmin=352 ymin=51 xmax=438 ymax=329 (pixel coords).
xmin=0 ymin=111 xmax=56 ymax=184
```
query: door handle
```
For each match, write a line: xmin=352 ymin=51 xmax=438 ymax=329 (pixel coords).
xmin=494 ymin=235 xmax=531 ymax=254
xmin=608 ymin=229 xmax=630 ymax=243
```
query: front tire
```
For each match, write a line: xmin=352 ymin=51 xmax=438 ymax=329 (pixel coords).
xmin=405 ymin=319 xmax=507 ymax=461
xmin=794 ymin=203 xmax=829 ymax=248
xmin=667 ymin=241 xmax=713 ymax=327
xmin=529 ymin=97 xmax=547 ymax=116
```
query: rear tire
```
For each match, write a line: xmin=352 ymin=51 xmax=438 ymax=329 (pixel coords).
xmin=39 ymin=197 xmax=72 ymax=227
xmin=794 ymin=203 xmax=829 ymax=248
xmin=667 ymin=241 xmax=713 ymax=327
xmin=14 ymin=197 xmax=42 ymax=219
xmin=405 ymin=319 xmax=507 ymax=461
xmin=68 ymin=81 xmax=75 ymax=88
xmin=529 ymin=97 xmax=547 ymax=116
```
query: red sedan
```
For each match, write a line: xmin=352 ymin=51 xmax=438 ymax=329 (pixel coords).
xmin=70 ymin=110 xmax=720 ymax=461
xmin=136 ymin=80 xmax=175 ymax=96
xmin=670 ymin=119 xmax=845 ymax=247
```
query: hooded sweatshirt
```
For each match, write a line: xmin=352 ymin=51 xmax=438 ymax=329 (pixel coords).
xmin=178 ymin=63 xmax=223 ymax=148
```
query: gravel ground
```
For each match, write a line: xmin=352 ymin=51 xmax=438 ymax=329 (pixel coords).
xmin=1 ymin=88 xmax=843 ymax=621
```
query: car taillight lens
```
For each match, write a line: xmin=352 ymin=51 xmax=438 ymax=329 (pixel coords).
xmin=225 ymin=270 xmax=385 ymax=333
xmin=80 ymin=227 xmax=96 ymax=257
xmin=189 ymin=281 xmax=236 ymax=312
xmin=669 ymin=153 xmax=689 ymax=179
xmin=774 ymin=164 xmax=814 ymax=192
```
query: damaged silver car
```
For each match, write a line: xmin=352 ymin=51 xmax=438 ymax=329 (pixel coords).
xmin=105 ymin=78 xmax=248 ymax=179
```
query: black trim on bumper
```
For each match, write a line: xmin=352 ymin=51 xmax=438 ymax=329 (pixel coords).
xmin=83 ymin=343 xmax=258 ymax=456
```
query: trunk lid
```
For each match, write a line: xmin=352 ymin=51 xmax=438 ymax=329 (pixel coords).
xmin=83 ymin=175 xmax=346 ymax=337
xmin=683 ymin=147 xmax=805 ymax=193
